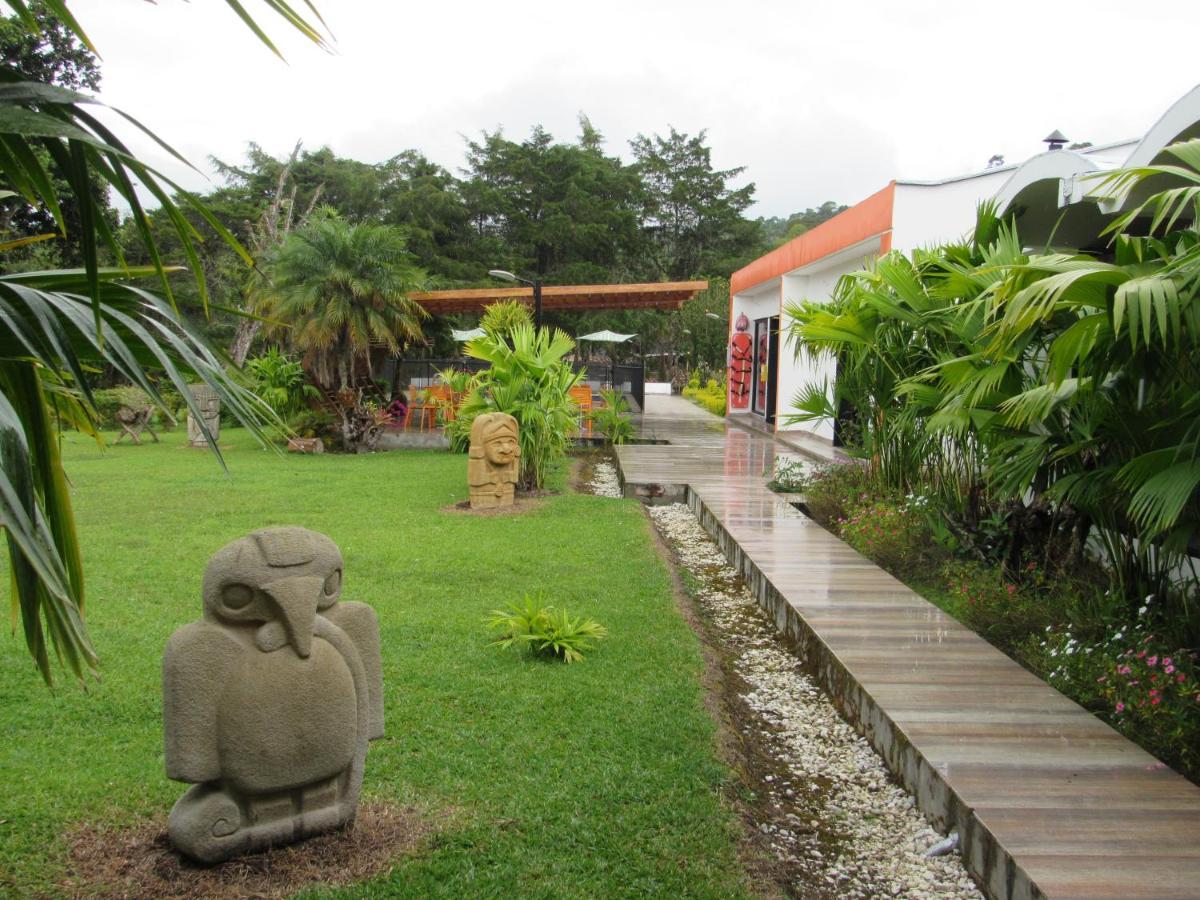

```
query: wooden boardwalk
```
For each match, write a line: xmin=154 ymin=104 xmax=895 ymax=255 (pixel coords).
xmin=618 ymin=395 xmax=1200 ymax=900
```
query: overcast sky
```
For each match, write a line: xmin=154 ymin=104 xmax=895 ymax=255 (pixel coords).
xmin=75 ymin=0 xmax=1200 ymax=219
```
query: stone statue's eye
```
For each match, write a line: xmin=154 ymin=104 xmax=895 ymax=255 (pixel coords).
xmin=324 ymin=570 xmax=341 ymax=597
xmin=222 ymin=584 xmax=254 ymax=609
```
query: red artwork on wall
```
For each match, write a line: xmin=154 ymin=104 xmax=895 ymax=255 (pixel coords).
xmin=728 ymin=313 xmax=752 ymax=410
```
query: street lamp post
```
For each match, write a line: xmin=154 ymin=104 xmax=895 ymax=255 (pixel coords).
xmin=487 ymin=269 xmax=543 ymax=330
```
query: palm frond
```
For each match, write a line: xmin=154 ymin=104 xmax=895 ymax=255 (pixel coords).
xmin=0 ymin=269 xmax=279 ymax=683
xmin=0 ymin=0 xmax=333 ymax=57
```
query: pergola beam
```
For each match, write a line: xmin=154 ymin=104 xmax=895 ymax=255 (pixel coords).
xmin=410 ymin=280 xmax=708 ymax=316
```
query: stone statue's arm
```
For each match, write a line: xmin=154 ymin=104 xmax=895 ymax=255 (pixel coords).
xmin=321 ymin=602 xmax=384 ymax=740
xmin=162 ymin=622 xmax=241 ymax=783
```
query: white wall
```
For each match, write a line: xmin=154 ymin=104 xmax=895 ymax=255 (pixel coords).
xmin=775 ymin=237 xmax=882 ymax=439
xmin=731 ymin=283 xmax=781 ymax=324
xmin=892 ymin=169 xmax=1013 ymax=252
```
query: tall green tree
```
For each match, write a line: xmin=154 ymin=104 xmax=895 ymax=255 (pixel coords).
xmin=758 ymin=201 xmax=848 ymax=249
xmin=630 ymin=127 xmax=759 ymax=279
xmin=379 ymin=149 xmax=477 ymax=281
xmin=460 ymin=119 xmax=642 ymax=283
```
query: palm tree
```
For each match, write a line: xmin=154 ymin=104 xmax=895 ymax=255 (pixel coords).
xmin=0 ymin=1 xmax=330 ymax=684
xmin=262 ymin=211 xmax=427 ymax=450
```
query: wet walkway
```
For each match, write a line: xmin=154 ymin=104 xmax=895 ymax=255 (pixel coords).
xmin=617 ymin=395 xmax=1200 ymax=900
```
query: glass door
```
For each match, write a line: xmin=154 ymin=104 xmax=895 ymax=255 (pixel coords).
xmin=751 ymin=316 xmax=779 ymax=423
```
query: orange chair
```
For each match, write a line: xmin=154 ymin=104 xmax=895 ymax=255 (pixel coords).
xmin=570 ymin=384 xmax=594 ymax=434
xmin=426 ymin=385 xmax=455 ymax=429
xmin=404 ymin=386 xmax=437 ymax=432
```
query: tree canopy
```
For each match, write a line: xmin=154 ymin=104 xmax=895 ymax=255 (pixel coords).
xmin=134 ymin=121 xmax=843 ymax=375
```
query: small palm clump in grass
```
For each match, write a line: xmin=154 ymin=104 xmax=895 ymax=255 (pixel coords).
xmin=486 ymin=593 xmax=607 ymax=663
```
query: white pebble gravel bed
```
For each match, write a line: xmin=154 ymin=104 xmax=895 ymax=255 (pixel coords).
xmin=648 ymin=502 xmax=982 ymax=899
xmin=584 ymin=460 xmax=623 ymax=498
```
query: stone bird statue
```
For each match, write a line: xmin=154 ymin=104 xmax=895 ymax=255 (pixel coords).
xmin=163 ymin=527 xmax=383 ymax=863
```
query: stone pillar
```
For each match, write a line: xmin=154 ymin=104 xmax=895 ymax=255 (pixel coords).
xmin=187 ymin=384 xmax=221 ymax=448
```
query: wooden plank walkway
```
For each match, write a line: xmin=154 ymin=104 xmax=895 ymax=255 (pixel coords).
xmin=618 ymin=395 xmax=1200 ymax=900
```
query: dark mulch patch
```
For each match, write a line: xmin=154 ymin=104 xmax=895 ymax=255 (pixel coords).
xmin=62 ymin=801 xmax=437 ymax=899
xmin=440 ymin=496 xmax=547 ymax=516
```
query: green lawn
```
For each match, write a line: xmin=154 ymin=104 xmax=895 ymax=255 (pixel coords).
xmin=0 ymin=431 xmax=750 ymax=897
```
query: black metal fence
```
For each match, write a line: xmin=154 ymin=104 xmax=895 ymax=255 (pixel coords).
xmin=383 ymin=357 xmax=645 ymax=409
xmin=612 ymin=364 xmax=645 ymax=411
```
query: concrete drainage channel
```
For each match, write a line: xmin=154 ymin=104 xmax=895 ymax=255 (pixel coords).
xmin=586 ymin=464 xmax=979 ymax=896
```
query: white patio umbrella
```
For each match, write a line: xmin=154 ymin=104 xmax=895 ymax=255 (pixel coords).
xmin=578 ymin=330 xmax=637 ymax=343
xmin=451 ymin=327 xmax=486 ymax=341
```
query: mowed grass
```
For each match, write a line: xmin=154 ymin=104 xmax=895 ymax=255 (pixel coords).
xmin=0 ymin=431 xmax=750 ymax=898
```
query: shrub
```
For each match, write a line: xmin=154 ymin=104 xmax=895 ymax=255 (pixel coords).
xmin=837 ymin=498 xmax=932 ymax=575
xmin=435 ymin=366 xmax=479 ymax=395
xmin=486 ymin=593 xmax=607 ymax=664
xmin=1031 ymin=608 xmax=1200 ymax=781
xmin=767 ymin=456 xmax=809 ymax=493
xmin=244 ymin=348 xmax=319 ymax=417
xmin=794 ymin=462 xmax=869 ymax=527
xmin=682 ymin=378 xmax=726 ymax=417
xmin=480 ymin=299 xmax=533 ymax=338
xmin=287 ymin=407 xmax=336 ymax=441
xmin=590 ymin=388 xmax=635 ymax=445
xmin=938 ymin=559 xmax=1054 ymax=646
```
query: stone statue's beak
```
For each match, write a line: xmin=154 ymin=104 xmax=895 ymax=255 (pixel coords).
xmin=263 ymin=576 xmax=322 ymax=658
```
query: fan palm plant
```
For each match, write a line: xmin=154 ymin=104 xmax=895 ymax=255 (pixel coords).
xmin=785 ymin=168 xmax=1200 ymax=619
xmin=261 ymin=211 xmax=427 ymax=390
xmin=0 ymin=1 xmax=329 ymax=684
xmin=244 ymin=347 xmax=318 ymax=417
xmin=450 ymin=323 xmax=583 ymax=491
xmin=259 ymin=211 xmax=426 ymax=450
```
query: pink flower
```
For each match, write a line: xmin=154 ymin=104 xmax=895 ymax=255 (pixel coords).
xmin=1149 ymin=689 xmax=1159 ymax=696
xmin=1151 ymin=697 xmax=1161 ymax=706
xmin=1147 ymin=656 xmax=1158 ymax=667
xmin=1178 ymin=674 xmax=1187 ymax=683
xmin=1165 ymin=664 xmax=1176 ymax=674
xmin=1005 ymin=583 xmax=1016 ymax=595
xmin=1163 ymin=657 xmax=1173 ymax=667
xmin=1116 ymin=701 xmax=1126 ymax=713
xmin=1118 ymin=665 xmax=1132 ymax=676
xmin=1137 ymin=650 xmax=1147 ymax=659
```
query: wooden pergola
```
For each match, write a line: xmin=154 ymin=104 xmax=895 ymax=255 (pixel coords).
xmin=409 ymin=280 xmax=708 ymax=315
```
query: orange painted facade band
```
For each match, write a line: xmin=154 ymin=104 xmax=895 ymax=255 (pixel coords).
xmin=730 ymin=182 xmax=896 ymax=296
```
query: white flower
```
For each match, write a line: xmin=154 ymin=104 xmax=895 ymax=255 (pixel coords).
xmin=1138 ymin=606 xmax=1147 ymax=616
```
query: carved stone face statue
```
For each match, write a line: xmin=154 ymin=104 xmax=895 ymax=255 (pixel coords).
xmin=162 ymin=527 xmax=384 ymax=863
xmin=468 ymin=412 xmax=521 ymax=509
xmin=485 ymin=431 xmax=518 ymax=467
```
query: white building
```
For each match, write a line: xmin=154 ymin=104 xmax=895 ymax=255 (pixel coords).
xmin=727 ymin=84 xmax=1200 ymax=446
